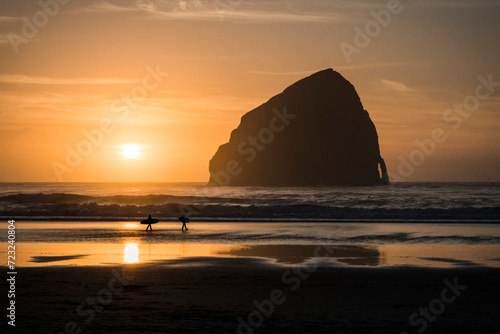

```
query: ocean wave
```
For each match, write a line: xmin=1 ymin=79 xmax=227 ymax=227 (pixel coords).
xmin=1 ymin=185 xmax=499 ymax=222
xmin=0 ymin=193 xmax=195 ymax=204
xmin=1 ymin=196 xmax=499 ymax=222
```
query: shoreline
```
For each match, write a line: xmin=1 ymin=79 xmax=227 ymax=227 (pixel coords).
xmin=4 ymin=217 xmax=500 ymax=223
xmin=6 ymin=222 xmax=500 ymax=268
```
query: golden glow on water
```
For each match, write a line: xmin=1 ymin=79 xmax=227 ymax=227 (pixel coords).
xmin=124 ymin=243 xmax=139 ymax=263
xmin=3 ymin=241 xmax=500 ymax=268
xmin=123 ymin=223 xmax=141 ymax=229
xmin=3 ymin=242 xmax=236 ymax=267
xmin=3 ymin=222 xmax=500 ymax=268
xmin=377 ymin=244 xmax=500 ymax=267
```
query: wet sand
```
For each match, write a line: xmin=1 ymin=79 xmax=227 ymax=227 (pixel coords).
xmin=3 ymin=261 xmax=500 ymax=333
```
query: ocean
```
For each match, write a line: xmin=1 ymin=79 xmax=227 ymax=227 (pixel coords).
xmin=1 ymin=182 xmax=499 ymax=222
xmin=2 ymin=182 xmax=500 ymax=268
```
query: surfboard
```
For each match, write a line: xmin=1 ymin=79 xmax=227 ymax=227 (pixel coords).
xmin=179 ymin=217 xmax=190 ymax=223
xmin=140 ymin=218 xmax=159 ymax=225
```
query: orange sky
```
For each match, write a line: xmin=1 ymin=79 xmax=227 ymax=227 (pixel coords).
xmin=0 ymin=0 xmax=499 ymax=182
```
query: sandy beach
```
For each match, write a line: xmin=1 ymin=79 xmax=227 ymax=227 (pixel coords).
xmin=3 ymin=260 xmax=500 ymax=334
xmin=3 ymin=221 xmax=500 ymax=333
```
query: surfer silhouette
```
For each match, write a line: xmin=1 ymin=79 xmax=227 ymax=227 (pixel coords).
xmin=141 ymin=214 xmax=159 ymax=231
xmin=179 ymin=214 xmax=190 ymax=231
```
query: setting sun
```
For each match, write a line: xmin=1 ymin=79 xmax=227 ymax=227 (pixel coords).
xmin=122 ymin=144 xmax=141 ymax=159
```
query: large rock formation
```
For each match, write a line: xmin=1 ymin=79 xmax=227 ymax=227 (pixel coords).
xmin=208 ymin=69 xmax=389 ymax=186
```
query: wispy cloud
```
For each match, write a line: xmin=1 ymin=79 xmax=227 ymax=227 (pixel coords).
xmin=185 ymin=10 xmax=342 ymax=23
xmin=76 ymin=1 xmax=141 ymax=13
xmin=336 ymin=63 xmax=418 ymax=70
xmin=317 ymin=0 xmax=500 ymax=9
xmin=421 ymin=0 xmax=500 ymax=8
xmin=0 ymin=74 xmax=138 ymax=85
xmin=244 ymin=70 xmax=319 ymax=76
xmin=245 ymin=63 xmax=413 ymax=76
xmin=380 ymin=79 xmax=413 ymax=93
xmin=0 ymin=16 xmax=17 ymax=22
xmin=76 ymin=0 xmax=345 ymax=23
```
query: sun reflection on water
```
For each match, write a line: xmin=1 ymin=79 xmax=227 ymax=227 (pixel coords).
xmin=123 ymin=222 xmax=141 ymax=229
xmin=124 ymin=243 xmax=139 ymax=263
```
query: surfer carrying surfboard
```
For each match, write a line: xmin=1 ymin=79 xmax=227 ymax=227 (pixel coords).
xmin=179 ymin=214 xmax=190 ymax=231
xmin=141 ymin=214 xmax=159 ymax=231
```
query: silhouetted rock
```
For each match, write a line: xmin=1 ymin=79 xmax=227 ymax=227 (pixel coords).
xmin=208 ymin=69 xmax=389 ymax=186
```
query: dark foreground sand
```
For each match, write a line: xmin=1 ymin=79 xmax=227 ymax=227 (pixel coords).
xmin=3 ymin=259 xmax=500 ymax=334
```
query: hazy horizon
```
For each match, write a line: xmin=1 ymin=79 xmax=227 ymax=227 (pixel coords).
xmin=1 ymin=0 xmax=499 ymax=183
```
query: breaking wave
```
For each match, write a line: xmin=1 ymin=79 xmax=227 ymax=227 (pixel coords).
xmin=1 ymin=191 xmax=499 ymax=222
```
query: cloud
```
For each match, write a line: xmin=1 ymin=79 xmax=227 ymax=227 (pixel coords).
xmin=336 ymin=62 xmax=416 ymax=70
xmin=202 ymin=10 xmax=342 ymax=23
xmin=380 ymin=79 xmax=413 ymax=93
xmin=76 ymin=1 xmax=142 ymax=13
xmin=76 ymin=0 xmax=346 ymax=23
xmin=317 ymin=0 xmax=500 ymax=10
xmin=142 ymin=5 xmax=344 ymax=23
xmin=0 ymin=74 xmax=138 ymax=85
xmin=245 ymin=63 xmax=417 ymax=76
xmin=421 ymin=0 xmax=500 ymax=8
xmin=0 ymin=16 xmax=17 ymax=22
xmin=244 ymin=70 xmax=320 ymax=76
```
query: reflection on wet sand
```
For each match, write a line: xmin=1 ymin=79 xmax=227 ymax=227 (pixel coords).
xmin=29 ymin=254 xmax=88 ymax=263
xmin=124 ymin=243 xmax=139 ymax=263
xmin=217 ymin=245 xmax=380 ymax=266
xmin=6 ymin=241 xmax=500 ymax=268
xmin=10 ymin=242 xmax=233 ymax=267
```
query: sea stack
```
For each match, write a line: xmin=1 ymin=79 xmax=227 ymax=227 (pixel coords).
xmin=208 ymin=69 xmax=389 ymax=186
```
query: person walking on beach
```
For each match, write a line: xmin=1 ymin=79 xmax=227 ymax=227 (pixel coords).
xmin=179 ymin=214 xmax=190 ymax=231
xmin=141 ymin=214 xmax=159 ymax=231
xmin=146 ymin=214 xmax=154 ymax=231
